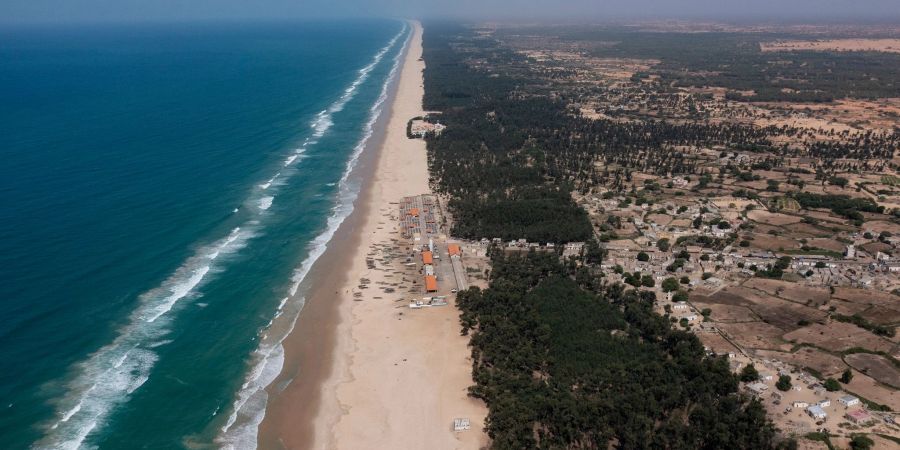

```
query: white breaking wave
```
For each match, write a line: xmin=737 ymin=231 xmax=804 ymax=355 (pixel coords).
xmin=34 ymin=20 xmax=409 ymax=450
xmin=307 ymin=24 xmax=406 ymax=141
xmin=34 ymin=27 xmax=393 ymax=443
xmin=215 ymin=21 xmax=411 ymax=450
xmin=35 ymin=227 xmax=254 ymax=450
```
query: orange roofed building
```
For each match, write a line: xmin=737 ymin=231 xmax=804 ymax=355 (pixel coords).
xmin=448 ymin=244 xmax=461 ymax=257
xmin=422 ymin=251 xmax=433 ymax=265
xmin=407 ymin=207 xmax=419 ymax=217
xmin=424 ymin=275 xmax=438 ymax=292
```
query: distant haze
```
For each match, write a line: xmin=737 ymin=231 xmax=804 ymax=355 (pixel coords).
xmin=1 ymin=0 xmax=899 ymax=24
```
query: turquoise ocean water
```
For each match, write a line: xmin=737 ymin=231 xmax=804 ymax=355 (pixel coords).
xmin=0 ymin=19 xmax=409 ymax=448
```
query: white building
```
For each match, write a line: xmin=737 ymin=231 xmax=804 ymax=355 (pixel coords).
xmin=839 ymin=395 xmax=860 ymax=407
xmin=806 ymin=405 xmax=827 ymax=420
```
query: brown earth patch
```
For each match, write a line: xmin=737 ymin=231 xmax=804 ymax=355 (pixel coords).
xmin=697 ymin=332 xmax=741 ymax=356
xmin=718 ymin=321 xmax=792 ymax=351
xmin=644 ymin=213 xmax=673 ymax=226
xmin=845 ymin=353 xmax=900 ymax=389
xmin=858 ymin=305 xmax=900 ymax=327
xmin=864 ymin=220 xmax=900 ymax=234
xmin=691 ymin=301 xmax=758 ymax=322
xmin=756 ymin=348 xmax=847 ymax=378
xmin=743 ymin=278 xmax=831 ymax=306
xmin=833 ymin=287 xmax=899 ymax=307
xmin=805 ymin=238 xmax=846 ymax=253
xmin=783 ymin=322 xmax=895 ymax=354
xmin=746 ymin=233 xmax=801 ymax=252
xmin=844 ymin=369 xmax=900 ymax=411
xmin=761 ymin=38 xmax=900 ymax=53
xmin=747 ymin=209 xmax=802 ymax=226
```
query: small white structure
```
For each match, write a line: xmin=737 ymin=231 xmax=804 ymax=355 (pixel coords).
xmin=453 ymin=418 xmax=470 ymax=431
xmin=673 ymin=302 xmax=689 ymax=311
xmin=806 ymin=405 xmax=827 ymax=420
xmin=839 ymin=395 xmax=860 ymax=407
xmin=817 ymin=399 xmax=831 ymax=408
xmin=792 ymin=401 xmax=809 ymax=408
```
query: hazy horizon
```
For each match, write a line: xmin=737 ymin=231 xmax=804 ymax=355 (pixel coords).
xmin=2 ymin=0 xmax=900 ymax=25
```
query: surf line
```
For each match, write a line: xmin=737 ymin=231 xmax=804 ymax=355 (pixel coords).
xmin=214 ymin=21 xmax=411 ymax=450
xmin=33 ymin=22 xmax=409 ymax=450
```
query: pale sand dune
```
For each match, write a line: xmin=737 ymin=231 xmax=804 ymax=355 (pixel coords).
xmin=260 ymin=21 xmax=488 ymax=450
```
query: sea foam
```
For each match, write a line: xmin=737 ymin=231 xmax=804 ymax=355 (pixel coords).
xmin=214 ymin=21 xmax=411 ymax=450
xmin=35 ymin=226 xmax=254 ymax=449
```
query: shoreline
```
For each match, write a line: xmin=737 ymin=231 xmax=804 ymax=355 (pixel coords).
xmin=257 ymin=21 xmax=487 ymax=449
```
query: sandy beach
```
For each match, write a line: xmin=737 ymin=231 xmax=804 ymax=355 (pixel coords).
xmin=257 ymin=21 xmax=488 ymax=450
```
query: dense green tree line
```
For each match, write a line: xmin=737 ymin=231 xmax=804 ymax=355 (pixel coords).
xmin=457 ymin=250 xmax=785 ymax=449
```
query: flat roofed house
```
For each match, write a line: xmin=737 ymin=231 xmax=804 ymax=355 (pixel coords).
xmin=839 ymin=395 xmax=860 ymax=407
xmin=806 ymin=405 xmax=827 ymax=420
xmin=845 ymin=409 xmax=872 ymax=424
xmin=747 ymin=382 xmax=768 ymax=395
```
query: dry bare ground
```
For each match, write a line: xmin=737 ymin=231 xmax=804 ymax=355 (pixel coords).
xmin=783 ymin=322 xmax=896 ymax=355
xmin=845 ymin=353 xmax=900 ymax=389
xmin=756 ymin=347 xmax=846 ymax=378
xmin=760 ymin=38 xmax=900 ymax=53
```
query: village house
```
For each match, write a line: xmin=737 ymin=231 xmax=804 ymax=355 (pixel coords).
xmin=846 ymin=409 xmax=873 ymax=424
xmin=806 ymin=405 xmax=827 ymax=420
xmin=839 ymin=395 xmax=860 ymax=408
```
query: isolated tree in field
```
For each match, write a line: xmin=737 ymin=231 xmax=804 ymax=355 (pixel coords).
xmin=824 ymin=378 xmax=840 ymax=392
xmin=662 ymin=277 xmax=680 ymax=293
xmin=657 ymin=238 xmax=670 ymax=252
xmin=740 ymin=364 xmax=760 ymax=382
xmin=776 ymin=375 xmax=792 ymax=391
xmin=637 ymin=251 xmax=649 ymax=262
xmin=850 ymin=435 xmax=874 ymax=450
xmin=841 ymin=369 xmax=854 ymax=384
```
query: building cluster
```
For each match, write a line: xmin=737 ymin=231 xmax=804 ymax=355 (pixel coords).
xmin=400 ymin=195 xmax=438 ymax=240
xmin=409 ymin=118 xmax=446 ymax=138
